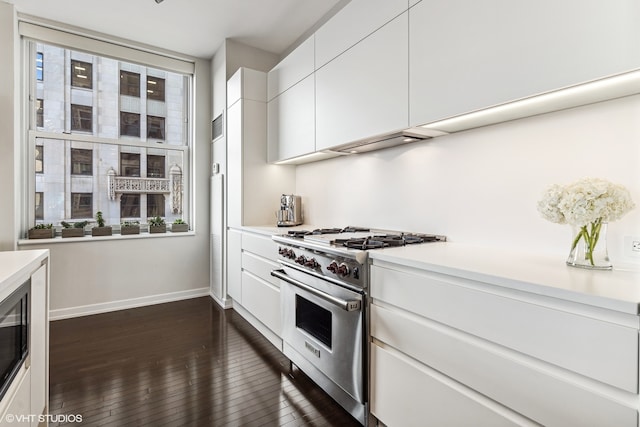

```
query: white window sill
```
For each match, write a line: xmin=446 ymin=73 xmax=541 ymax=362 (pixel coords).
xmin=18 ymin=230 xmax=195 ymax=246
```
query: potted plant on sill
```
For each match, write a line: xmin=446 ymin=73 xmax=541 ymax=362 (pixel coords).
xmin=91 ymin=211 xmax=112 ymax=237
xmin=61 ymin=221 xmax=88 ymax=238
xmin=120 ymin=220 xmax=140 ymax=235
xmin=28 ymin=223 xmax=54 ymax=239
xmin=171 ymin=219 xmax=189 ymax=232
xmin=148 ymin=216 xmax=166 ymax=234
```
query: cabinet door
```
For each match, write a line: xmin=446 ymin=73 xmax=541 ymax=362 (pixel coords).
xmin=371 ymin=344 xmax=522 ymax=427
xmin=241 ymin=271 xmax=281 ymax=336
xmin=268 ymin=36 xmax=314 ymax=101
xmin=226 ymin=101 xmax=242 ymax=228
xmin=268 ymin=75 xmax=315 ymax=162
xmin=316 ymin=13 xmax=409 ymax=151
xmin=227 ymin=229 xmax=242 ymax=302
xmin=29 ymin=264 xmax=47 ymax=422
xmin=409 ymin=0 xmax=640 ymax=126
xmin=315 ymin=0 xmax=408 ymax=69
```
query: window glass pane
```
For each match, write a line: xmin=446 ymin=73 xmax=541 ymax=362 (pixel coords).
xmin=71 ymin=193 xmax=92 ymax=218
xmin=71 ymin=104 xmax=92 ymax=132
xmin=36 ymin=99 xmax=44 ymax=128
xmin=147 ymin=155 xmax=165 ymax=178
xmin=147 ymin=116 xmax=165 ymax=140
xmin=120 ymin=153 xmax=140 ymax=177
xmin=71 ymin=148 xmax=93 ymax=175
xmin=36 ymin=52 xmax=43 ymax=81
xmin=120 ymin=112 xmax=140 ymax=137
xmin=147 ymin=194 xmax=165 ymax=217
xmin=35 ymin=192 xmax=44 ymax=220
xmin=71 ymin=60 xmax=92 ymax=89
xmin=147 ymin=76 xmax=165 ymax=101
xmin=35 ymin=145 xmax=43 ymax=173
xmin=120 ymin=71 xmax=140 ymax=97
xmin=120 ymin=194 xmax=140 ymax=218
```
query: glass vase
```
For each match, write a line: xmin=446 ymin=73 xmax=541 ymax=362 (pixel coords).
xmin=566 ymin=221 xmax=612 ymax=270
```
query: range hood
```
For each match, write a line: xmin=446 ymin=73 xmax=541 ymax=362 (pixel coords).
xmin=329 ymin=127 xmax=449 ymax=154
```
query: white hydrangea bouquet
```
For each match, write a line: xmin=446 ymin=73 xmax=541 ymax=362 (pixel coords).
xmin=537 ymin=177 xmax=635 ymax=269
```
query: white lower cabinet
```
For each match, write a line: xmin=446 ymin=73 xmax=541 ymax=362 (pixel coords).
xmin=228 ymin=229 xmax=282 ymax=350
xmin=370 ymin=262 xmax=640 ymax=427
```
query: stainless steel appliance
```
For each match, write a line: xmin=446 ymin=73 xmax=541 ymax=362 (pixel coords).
xmin=0 ymin=279 xmax=29 ymax=401
xmin=272 ymin=227 xmax=445 ymax=425
xmin=276 ymin=194 xmax=303 ymax=227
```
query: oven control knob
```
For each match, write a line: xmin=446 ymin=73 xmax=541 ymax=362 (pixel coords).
xmin=304 ymin=258 xmax=319 ymax=269
xmin=278 ymin=247 xmax=287 ymax=256
xmin=337 ymin=263 xmax=350 ymax=277
xmin=286 ymin=249 xmax=296 ymax=259
xmin=295 ymin=255 xmax=307 ymax=265
xmin=327 ymin=261 xmax=339 ymax=273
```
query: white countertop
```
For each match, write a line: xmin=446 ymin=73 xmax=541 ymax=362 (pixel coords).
xmin=0 ymin=249 xmax=49 ymax=300
xmin=369 ymin=243 xmax=640 ymax=315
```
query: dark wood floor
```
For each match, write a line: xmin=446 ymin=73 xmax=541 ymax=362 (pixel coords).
xmin=48 ymin=297 xmax=361 ymax=427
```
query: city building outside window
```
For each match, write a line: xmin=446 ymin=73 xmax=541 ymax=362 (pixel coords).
xmin=120 ymin=112 xmax=141 ymax=137
xmin=26 ymin=36 xmax=191 ymax=230
xmin=147 ymin=155 xmax=165 ymax=178
xmin=70 ymin=193 xmax=92 ymax=218
xmin=36 ymin=99 xmax=43 ymax=127
xmin=147 ymin=116 xmax=165 ymax=140
xmin=71 ymin=104 xmax=92 ymax=132
xmin=36 ymin=52 xmax=43 ymax=81
xmin=35 ymin=192 xmax=44 ymax=220
xmin=35 ymin=145 xmax=43 ymax=173
xmin=147 ymin=76 xmax=165 ymax=101
xmin=120 ymin=153 xmax=141 ymax=177
xmin=71 ymin=59 xmax=92 ymax=89
xmin=120 ymin=194 xmax=140 ymax=218
xmin=71 ymin=148 xmax=93 ymax=176
xmin=147 ymin=194 xmax=165 ymax=217
xmin=120 ymin=71 xmax=140 ymax=97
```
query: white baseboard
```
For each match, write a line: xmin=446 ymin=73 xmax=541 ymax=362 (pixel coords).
xmin=210 ymin=290 xmax=233 ymax=309
xmin=50 ymin=287 xmax=211 ymax=320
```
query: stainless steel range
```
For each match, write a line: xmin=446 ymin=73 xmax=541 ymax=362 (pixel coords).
xmin=271 ymin=227 xmax=445 ymax=425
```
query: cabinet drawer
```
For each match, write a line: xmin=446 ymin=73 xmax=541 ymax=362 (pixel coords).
xmin=371 ymin=265 xmax=639 ymax=393
xmin=242 ymin=251 xmax=280 ymax=288
xmin=241 ymin=271 xmax=281 ymax=336
xmin=242 ymin=232 xmax=278 ymax=261
xmin=372 ymin=304 xmax=638 ymax=427
xmin=315 ymin=0 xmax=407 ymax=69
xmin=371 ymin=344 xmax=524 ymax=427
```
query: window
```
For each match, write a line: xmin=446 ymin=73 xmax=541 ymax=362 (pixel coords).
xmin=35 ymin=192 xmax=44 ymax=220
xmin=120 ymin=112 xmax=140 ymax=137
xmin=147 ymin=116 xmax=165 ymax=140
xmin=146 ymin=76 xmax=165 ymax=101
xmin=71 ymin=60 xmax=92 ymax=89
xmin=26 ymin=37 xmax=191 ymax=231
xmin=71 ymin=148 xmax=93 ymax=175
xmin=71 ymin=104 xmax=92 ymax=132
xmin=35 ymin=145 xmax=43 ymax=173
xmin=71 ymin=193 xmax=92 ymax=218
xmin=36 ymin=99 xmax=44 ymax=128
xmin=147 ymin=194 xmax=165 ymax=217
xmin=36 ymin=52 xmax=43 ymax=81
xmin=147 ymin=155 xmax=165 ymax=178
xmin=120 ymin=153 xmax=140 ymax=177
xmin=120 ymin=71 xmax=140 ymax=97
xmin=120 ymin=194 xmax=140 ymax=218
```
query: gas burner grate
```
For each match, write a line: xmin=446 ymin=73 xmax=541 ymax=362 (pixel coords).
xmin=342 ymin=233 xmax=443 ymax=250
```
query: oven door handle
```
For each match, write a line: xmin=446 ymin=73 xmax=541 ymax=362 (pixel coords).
xmin=271 ymin=269 xmax=361 ymax=312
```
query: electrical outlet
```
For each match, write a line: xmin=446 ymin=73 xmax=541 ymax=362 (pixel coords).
xmin=624 ymin=236 xmax=640 ymax=258
xmin=633 ymin=241 xmax=640 ymax=252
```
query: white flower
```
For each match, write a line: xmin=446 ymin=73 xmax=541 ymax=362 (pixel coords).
xmin=537 ymin=178 xmax=635 ymax=227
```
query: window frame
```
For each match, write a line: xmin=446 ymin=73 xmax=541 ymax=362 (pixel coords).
xmin=22 ymin=30 xmax=193 ymax=237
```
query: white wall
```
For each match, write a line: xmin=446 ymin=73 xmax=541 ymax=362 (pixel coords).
xmin=296 ymin=95 xmax=640 ymax=267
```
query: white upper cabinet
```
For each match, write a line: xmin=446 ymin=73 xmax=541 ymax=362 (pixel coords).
xmin=267 ymin=36 xmax=315 ymax=101
xmin=268 ymin=74 xmax=315 ymax=162
xmin=315 ymin=0 xmax=408 ymax=69
xmin=316 ymin=13 xmax=409 ymax=151
xmin=227 ymin=68 xmax=267 ymax=107
xmin=409 ymin=0 xmax=640 ymax=126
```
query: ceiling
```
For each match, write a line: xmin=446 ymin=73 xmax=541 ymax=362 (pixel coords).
xmin=7 ymin=0 xmax=346 ymax=59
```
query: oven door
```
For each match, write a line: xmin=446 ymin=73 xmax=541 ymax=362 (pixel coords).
xmin=273 ymin=267 xmax=365 ymax=404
